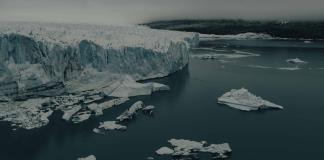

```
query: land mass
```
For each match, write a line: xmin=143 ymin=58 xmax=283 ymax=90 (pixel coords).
xmin=144 ymin=19 xmax=324 ymax=40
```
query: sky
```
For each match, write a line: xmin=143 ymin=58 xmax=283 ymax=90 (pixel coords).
xmin=0 ymin=0 xmax=323 ymax=24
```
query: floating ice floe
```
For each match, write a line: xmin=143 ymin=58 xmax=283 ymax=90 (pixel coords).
xmin=191 ymin=50 xmax=259 ymax=60
xmin=116 ymin=101 xmax=144 ymax=121
xmin=278 ymin=67 xmax=301 ymax=71
xmin=93 ymin=121 xmax=127 ymax=134
xmin=156 ymin=147 xmax=175 ymax=155
xmin=77 ymin=155 xmax=96 ymax=160
xmin=109 ymin=76 xmax=170 ymax=98
xmin=248 ymin=65 xmax=272 ymax=69
xmin=304 ymin=40 xmax=312 ymax=44
xmin=286 ymin=58 xmax=308 ymax=64
xmin=218 ymin=88 xmax=283 ymax=111
xmin=156 ymin=139 xmax=232 ymax=159
xmin=142 ymin=105 xmax=155 ymax=115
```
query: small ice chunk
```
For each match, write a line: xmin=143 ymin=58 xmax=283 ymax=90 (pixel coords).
xmin=286 ymin=58 xmax=308 ymax=64
xmin=200 ymin=143 xmax=232 ymax=158
xmin=143 ymin=105 xmax=155 ymax=111
xmin=218 ymin=88 xmax=283 ymax=111
xmin=116 ymin=101 xmax=144 ymax=121
xmin=147 ymin=157 xmax=155 ymax=160
xmin=77 ymin=155 xmax=96 ymax=160
xmin=278 ymin=67 xmax=301 ymax=71
xmin=304 ymin=40 xmax=312 ymax=44
xmin=142 ymin=105 xmax=155 ymax=115
xmin=168 ymin=139 xmax=204 ymax=156
xmin=156 ymin=147 xmax=174 ymax=155
xmin=93 ymin=121 xmax=127 ymax=133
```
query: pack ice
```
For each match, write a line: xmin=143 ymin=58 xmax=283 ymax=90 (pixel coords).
xmin=218 ymin=88 xmax=283 ymax=111
xmin=0 ymin=22 xmax=198 ymax=129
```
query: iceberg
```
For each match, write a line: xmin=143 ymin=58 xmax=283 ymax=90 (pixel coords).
xmin=142 ymin=105 xmax=155 ymax=115
xmin=218 ymin=88 xmax=283 ymax=111
xmin=156 ymin=147 xmax=175 ymax=155
xmin=116 ymin=101 xmax=144 ymax=121
xmin=93 ymin=121 xmax=127 ymax=134
xmin=286 ymin=58 xmax=308 ymax=64
xmin=156 ymin=139 xmax=232 ymax=159
xmin=77 ymin=155 xmax=96 ymax=160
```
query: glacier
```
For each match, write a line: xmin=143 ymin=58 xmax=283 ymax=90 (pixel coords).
xmin=0 ymin=22 xmax=198 ymax=98
xmin=0 ymin=22 xmax=198 ymax=129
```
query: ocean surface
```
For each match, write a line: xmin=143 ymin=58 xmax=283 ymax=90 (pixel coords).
xmin=1 ymin=39 xmax=324 ymax=160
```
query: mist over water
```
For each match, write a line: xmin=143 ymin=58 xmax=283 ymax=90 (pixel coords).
xmin=1 ymin=0 xmax=324 ymax=24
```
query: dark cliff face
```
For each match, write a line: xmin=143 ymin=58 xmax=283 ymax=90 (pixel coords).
xmin=144 ymin=20 xmax=324 ymax=40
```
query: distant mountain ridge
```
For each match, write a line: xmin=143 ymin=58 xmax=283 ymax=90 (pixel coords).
xmin=144 ymin=19 xmax=324 ymax=40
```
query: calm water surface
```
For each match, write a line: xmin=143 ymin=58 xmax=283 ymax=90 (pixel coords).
xmin=1 ymin=39 xmax=324 ymax=160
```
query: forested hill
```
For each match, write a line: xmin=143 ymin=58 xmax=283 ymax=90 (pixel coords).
xmin=144 ymin=20 xmax=324 ymax=40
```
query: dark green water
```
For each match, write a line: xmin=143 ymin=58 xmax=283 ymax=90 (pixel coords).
xmin=1 ymin=40 xmax=324 ymax=160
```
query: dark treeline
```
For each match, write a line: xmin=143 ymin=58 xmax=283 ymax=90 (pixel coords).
xmin=143 ymin=20 xmax=324 ymax=39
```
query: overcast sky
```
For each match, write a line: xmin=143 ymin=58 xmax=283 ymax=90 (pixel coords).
xmin=0 ymin=0 xmax=323 ymax=24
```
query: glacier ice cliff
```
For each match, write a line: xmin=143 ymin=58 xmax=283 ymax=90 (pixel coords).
xmin=0 ymin=22 xmax=198 ymax=129
xmin=0 ymin=22 xmax=198 ymax=99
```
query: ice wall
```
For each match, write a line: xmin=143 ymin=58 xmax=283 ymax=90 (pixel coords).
xmin=0 ymin=22 xmax=198 ymax=97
